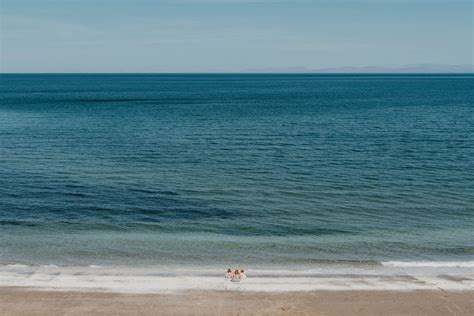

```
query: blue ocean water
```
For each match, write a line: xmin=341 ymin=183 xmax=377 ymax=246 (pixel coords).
xmin=0 ymin=74 xmax=473 ymax=267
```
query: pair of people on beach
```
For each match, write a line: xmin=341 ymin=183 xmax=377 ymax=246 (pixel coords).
xmin=225 ymin=269 xmax=246 ymax=282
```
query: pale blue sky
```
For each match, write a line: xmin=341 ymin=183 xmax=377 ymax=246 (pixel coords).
xmin=1 ymin=0 xmax=472 ymax=72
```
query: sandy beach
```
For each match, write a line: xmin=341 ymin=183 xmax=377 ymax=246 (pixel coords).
xmin=1 ymin=288 xmax=473 ymax=316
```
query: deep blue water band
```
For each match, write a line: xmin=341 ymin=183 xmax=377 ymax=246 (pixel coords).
xmin=1 ymin=74 xmax=473 ymax=266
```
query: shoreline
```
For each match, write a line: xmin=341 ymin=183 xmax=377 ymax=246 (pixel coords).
xmin=1 ymin=263 xmax=473 ymax=293
xmin=1 ymin=288 xmax=473 ymax=316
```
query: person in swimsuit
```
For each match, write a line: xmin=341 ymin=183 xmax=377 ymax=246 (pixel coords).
xmin=225 ymin=268 xmax=233 ymax=279
xmin=231 ymin=269 xmax=241 ymax=282
xmin=240 ymin=269 xmax=247 ymax=280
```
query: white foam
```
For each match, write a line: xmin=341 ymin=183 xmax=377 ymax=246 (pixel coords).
xmin=40 ymin=265 xmax=59 ymax=269
xmin=6 ymin=264 xmax=29 ymax=268
xmin=382 ymin=261 xmax=474 ymax=268
xmin=88 ymin=265 xmax=102 ymax=269
xmin=0 ymin=264 xmax=472 ymax=293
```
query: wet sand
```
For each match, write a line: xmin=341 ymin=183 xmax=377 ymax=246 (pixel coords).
xmin=1 ymin=288 xmax=473 ymax=315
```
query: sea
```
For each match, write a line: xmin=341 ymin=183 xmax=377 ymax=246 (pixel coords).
xmin=0 ymin=73 xmax=473 ymax=292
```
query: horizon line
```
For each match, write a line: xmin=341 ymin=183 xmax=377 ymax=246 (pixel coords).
xmin=2 ymin=72 xmax=473 ymax=75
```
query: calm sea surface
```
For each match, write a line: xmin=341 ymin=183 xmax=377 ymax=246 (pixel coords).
xmin=1 ymin=74 xmax=473 ymax=267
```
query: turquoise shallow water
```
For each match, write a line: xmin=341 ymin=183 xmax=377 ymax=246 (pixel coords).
xmin=0 ymin=74 xmax=473 ymax=267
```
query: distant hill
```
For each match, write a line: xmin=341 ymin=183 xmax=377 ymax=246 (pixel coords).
xmin=247 ymin=64 xmax=474 ymax=73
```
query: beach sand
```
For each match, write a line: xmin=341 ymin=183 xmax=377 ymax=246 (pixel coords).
xmin=1 ymin=288 xmax=473 ymax=316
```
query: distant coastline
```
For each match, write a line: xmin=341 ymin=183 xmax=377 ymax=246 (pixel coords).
xmin=246 ymin=64 xmax=474 ymax=74
xmin=1 ymin=71 xmax=473 ymax=75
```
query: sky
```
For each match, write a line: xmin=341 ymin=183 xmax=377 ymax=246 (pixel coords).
xmin=1 ymin=0 xmax=472 ymax=73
